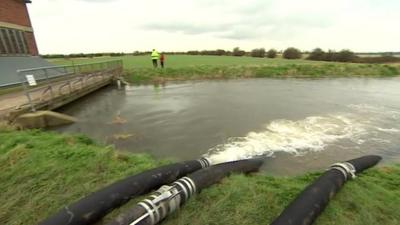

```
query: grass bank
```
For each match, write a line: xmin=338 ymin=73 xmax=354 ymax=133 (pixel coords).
xmin=47 ymin=55 xmax=400 ymax=84
xmin=123 ymin=63 xmax=400 ymax=84
xmin=1 ymin=128 xmax=399 ymax=225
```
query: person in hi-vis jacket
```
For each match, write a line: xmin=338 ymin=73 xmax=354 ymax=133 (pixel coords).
xmin=151 ymin=49 xmax=160 ymax=68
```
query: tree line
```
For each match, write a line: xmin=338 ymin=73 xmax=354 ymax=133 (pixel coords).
xmin=306 ymin=48 xmax=400 ymax=63
xmin=191 ymin=47 xmax=400 ymax=63
xmin=41 ymin=48 xmax=400 ymax=63
xmin=41 ymin=48 xmax=279 ymax=59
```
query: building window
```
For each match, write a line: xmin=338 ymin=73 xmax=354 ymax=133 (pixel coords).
xmin=8 ymin=29 xmax=18 ymax=53
xmin=0 ymin=29 xmax=12 ymax=54
xmin=0 ymin=32 xmax=6 ymax=54
xmin=16 ymin=30 xmax=28 ymax=54
xmin=0 ymin=28 xmax=29 ymax=55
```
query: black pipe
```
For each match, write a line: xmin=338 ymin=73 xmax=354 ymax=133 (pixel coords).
xmin=107 ymin=158 xmax=264 ymax=225
xmin=38 ymin=158 xmax=211 ymax=225
xmin=270 ymin=155 xmax=382 ymax=225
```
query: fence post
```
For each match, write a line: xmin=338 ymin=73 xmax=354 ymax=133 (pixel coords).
xmin=68 ymin=81 xmax=72 ymax=93
xmin=18 ymin=70 xmax=36 ymax=112
xmin=44 ymin=68 xmax=50 ymax=83
xmin=49 ymin=86 xmax=54 ymax=106
xmin=26 ymin=92 xmax=35 ymax=112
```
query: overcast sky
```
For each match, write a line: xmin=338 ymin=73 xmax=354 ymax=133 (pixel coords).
xmin=28 ymin=0 xmax=400 ymax=54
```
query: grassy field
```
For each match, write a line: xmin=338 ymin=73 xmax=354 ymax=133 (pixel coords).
xmin=48 ymin=55 xmax=400 ymax=84
xmin=49 ymin=55 xmax=329 ymax=69
xmin=1 ymin=126 xmax=399 ymax=225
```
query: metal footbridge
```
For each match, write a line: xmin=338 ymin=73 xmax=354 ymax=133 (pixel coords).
xmin=0 ymin=60 xmax=123 ymax=121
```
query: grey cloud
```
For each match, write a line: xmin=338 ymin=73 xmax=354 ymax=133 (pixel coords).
xmin=128 ymin=0 xmax=331 ymax=40
xmin=141 ymin=0 xmax=334 ymax=40
xmin=218 ymin=31 xmax=260 ymax=40
xmin=216 ymin=24 xmax=298 ymax=41
xmin=143 ymin=14 xmax=332 ymax=40
xmin=142 ymin=23 xmax=232 ymax=35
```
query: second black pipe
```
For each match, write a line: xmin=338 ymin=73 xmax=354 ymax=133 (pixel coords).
xmin=107 ymin=158 xmax=264 ymax=225
xmin=270 ymin=155 xmax=382 ymax=225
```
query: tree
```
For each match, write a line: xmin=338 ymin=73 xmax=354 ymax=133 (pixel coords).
xmin=250 ymin=48 xmax=266 ymax=58
xmin=232 ymin=47 xmax=246 ymax=56
xmin=283 ymin=47 xmax=302 ymax=59
xmin=266 ymin=49 xmax=277 ymax=58
xmin=187 ymin=50 xmax=199 ymax=55
xmin=324 ymin=50 xmax=336 ymax=61
xmin=381 ymin=52 xmax=394 ymax=57
xmin=307 ymin=48 xmax=325 ymax=61
xmin=216 ymin=49 xmax=227 ymax=56
xmin=200 ymin=50 xmax=209 ymax=55
xmin=335 ymin=49 xmax=356 ymax=62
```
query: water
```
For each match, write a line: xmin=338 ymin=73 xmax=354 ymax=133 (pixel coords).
xmin=55 ymin=78 xmax=400 ymax=175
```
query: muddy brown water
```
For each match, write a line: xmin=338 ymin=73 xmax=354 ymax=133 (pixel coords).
xmin=55 ymin=78 xmax=400 ymax=175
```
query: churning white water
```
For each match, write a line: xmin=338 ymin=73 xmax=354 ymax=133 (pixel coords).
xmin=205 ymin=104 xmax=400 ymax=164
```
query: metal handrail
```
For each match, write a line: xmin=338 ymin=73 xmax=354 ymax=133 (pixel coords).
xmin=17 ymin=59 xmax=123 ymax=112
xmin=16 ymin=59 xmax=122 ymax=73
xmin=0 ymin=60 xmax=122 ymax=88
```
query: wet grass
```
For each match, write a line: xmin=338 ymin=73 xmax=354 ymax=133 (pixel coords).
xmin=1 ymin=127 xmax=399 ymax=225
xmin=123 ymin=63 xmax=399 ymax=84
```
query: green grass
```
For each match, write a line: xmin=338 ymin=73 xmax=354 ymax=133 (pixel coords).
xmin=1 ymin=128 xmax=399 ymax=225
xmin=123 ymin=63 xmax=400 ymax=84
xmin=49 ymin=55 xmax=327 ymax=69
xmin=0 ymin=128 xmax=167 ymax=225
xmin=48 ymin=55 xmax=400 ymax=84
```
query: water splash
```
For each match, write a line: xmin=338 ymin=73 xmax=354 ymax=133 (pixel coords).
xmin=205 ymin=104 xmax=400 ymax=164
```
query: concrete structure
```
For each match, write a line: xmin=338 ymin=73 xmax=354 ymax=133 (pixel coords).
xmin=0 ymin=0 xmax=38 ymax=56
xmin=15 ymin=110 xmax=77 ymax=128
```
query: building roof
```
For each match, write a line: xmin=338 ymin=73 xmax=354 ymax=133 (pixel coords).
xmin=0 ymin=56 xmax=54 ymax=87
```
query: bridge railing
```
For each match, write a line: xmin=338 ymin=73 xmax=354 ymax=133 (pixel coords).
xmin=17 ymin=60 xmax=123 ymax=111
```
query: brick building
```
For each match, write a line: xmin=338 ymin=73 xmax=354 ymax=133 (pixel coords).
xmin=0 ymin=0 xmax=38 ymax=56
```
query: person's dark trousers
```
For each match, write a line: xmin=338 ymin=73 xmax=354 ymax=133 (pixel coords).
xmin=152 ymin=59 xmax=158 ymax=68
xmin=161 ymin=61 xmax=164 ymax=68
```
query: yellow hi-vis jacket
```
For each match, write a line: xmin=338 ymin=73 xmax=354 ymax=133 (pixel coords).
xmin=151 ymin=50 xmax=160 ymax=60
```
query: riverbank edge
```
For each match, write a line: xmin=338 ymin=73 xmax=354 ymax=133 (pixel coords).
xmin=1 ymin=62 xmax=398 ymax=96
xmin=1 ymin=126 xmax=399 ymax=225
xmin=123 ymin=63 xmax=400 ymax=84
